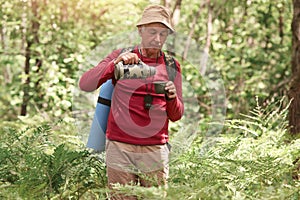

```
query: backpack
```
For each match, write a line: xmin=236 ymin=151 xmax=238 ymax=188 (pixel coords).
xmin=86 ymin=47 xmax=177 ymax=152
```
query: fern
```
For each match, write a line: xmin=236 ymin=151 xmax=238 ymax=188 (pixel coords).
xmin=1 ymin=98 xmax=299 ymax=199
xmin=115 ymin=98 xmax=300 ymax=200
xmin=0 ymin=122 xmax=107 ymax=199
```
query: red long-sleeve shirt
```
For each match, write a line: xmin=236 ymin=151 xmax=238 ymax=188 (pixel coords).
xmin=79 ymin=46 xmax=184 ymax=145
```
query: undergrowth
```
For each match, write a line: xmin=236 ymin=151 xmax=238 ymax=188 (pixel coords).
xmin=115 ymin=98 xmax=300 ymax=199
xmin=0 ymin=120 xmax=107 ymax=200
xmin=0 ymin=98 xmax=299 ymax=199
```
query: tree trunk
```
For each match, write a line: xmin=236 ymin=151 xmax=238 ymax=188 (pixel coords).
xmin=0 ymin=25 xmax=6 ymax=51
xmin=172 ymin=0 xmax=182 ymax=27
xmin=163 ymin=0 xmax=172 ymax=9
xmin=289 ymin=0 xmax=300 ymax=134
xmin=278 ymin=4 xmax=284 ymax=45
xmin=200 ymin=0 xmax=213 ymax=75
xmin=165 ymin=0 xmax=182 ymax=56
xmin=21 ymin=41 xmax=32 ymax=116
xmin=20 ymin=0 xmax=41 ymax=116
xmin=183 ymin=2 xmax=204 ymax=60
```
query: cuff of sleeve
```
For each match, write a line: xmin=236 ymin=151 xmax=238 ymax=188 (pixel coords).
xmin=165 ymin=94 xmax=176 ymax=101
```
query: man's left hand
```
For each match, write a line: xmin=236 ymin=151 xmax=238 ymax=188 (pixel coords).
xmin=165 ymin=81 xmax=176 ymax=99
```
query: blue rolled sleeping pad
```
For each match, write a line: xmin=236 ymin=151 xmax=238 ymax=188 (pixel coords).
xmin=86 ymin=79 xmax=114 ymax=152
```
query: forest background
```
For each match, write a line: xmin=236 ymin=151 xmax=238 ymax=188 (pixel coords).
xmin=0 ymin=0 xmax=299 ymax=199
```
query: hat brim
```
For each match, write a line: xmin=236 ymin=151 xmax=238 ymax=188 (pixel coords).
xmin=136 ymin=20 xmax=175 ymax=34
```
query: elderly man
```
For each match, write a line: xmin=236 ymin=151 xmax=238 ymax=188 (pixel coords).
xmin=79 ymin=4 xmax=184 ymax=199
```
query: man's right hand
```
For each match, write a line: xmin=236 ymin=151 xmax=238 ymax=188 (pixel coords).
xmin=114 ymin=52 xmax=139 ymax=65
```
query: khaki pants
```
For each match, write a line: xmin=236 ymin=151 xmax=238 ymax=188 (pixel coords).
xmin=105 ymin=139 xmax=170 ymax=200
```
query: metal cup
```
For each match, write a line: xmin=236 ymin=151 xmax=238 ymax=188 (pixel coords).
xmin=154 ymin=81 xmax=167 ymax=94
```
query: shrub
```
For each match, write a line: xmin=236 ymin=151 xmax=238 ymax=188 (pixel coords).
xmin=0 ymin=121 xmax=107 ymax=199
xmin=113 ymin=98 xmax=300 ymax=199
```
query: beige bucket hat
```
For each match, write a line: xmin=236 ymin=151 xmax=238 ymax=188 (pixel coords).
xmin=136 ymin=5 xmax=175 ymax=33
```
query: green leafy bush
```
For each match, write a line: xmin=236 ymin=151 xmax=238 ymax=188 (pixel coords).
xmin=1 ymin=101 xmax=299 ymax=199
xmin=0 ymin=121 xmax=107 ymax=200
xmin=113 ymin=98 xmax=300 ymax=199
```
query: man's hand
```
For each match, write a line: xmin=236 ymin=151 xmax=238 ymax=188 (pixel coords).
xmin=165 ymin=81 xmax=177 ymax=99
xmin=114 ymin=52 xmax=139 ymax=65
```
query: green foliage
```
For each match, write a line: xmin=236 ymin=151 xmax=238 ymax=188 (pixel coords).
xmin=0 ymin=0 xmax=293 ymax=120
xmin=112 ymin=99 xmax=300 ymax=199
xmin=178 ymin=0 xmax=292 ymax=118
xmin=0 ymin=121 xmax=107 ymax=199
xmin=1 ymin=101 xmax=298 ymax=199
xmin=0 ymin=0 xmax=149 ymax=119
xmin=0 ymin=0 xmax=299 ymax=199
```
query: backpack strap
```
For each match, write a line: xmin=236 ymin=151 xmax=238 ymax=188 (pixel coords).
xmin=163 ymin=54 xmax=177 ymax=82
xmin=120 ymin=46 xmax=135 ymax=54
xmin=97 ymin=96 xmax=111 ymax=107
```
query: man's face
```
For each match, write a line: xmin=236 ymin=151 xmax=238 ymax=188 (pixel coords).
xmin=139 ymin=23 xmax=170 ymax=54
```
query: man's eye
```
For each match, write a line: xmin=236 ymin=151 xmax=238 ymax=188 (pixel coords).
xmin=160 ymin=32 xmax=168 ymax=37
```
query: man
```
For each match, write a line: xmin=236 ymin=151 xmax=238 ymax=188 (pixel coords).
xmin=79 ymin=5 xmax=184 ymax=199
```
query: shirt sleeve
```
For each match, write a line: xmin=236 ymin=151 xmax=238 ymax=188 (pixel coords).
xmin=166 ymin=59 xmax=184 ymax=122
xmin=79 ymin=49 xmax=121 ymax=92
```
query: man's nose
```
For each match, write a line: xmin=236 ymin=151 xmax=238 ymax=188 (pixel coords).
xmin=154 ymin=33 xmax=162 ymax=42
